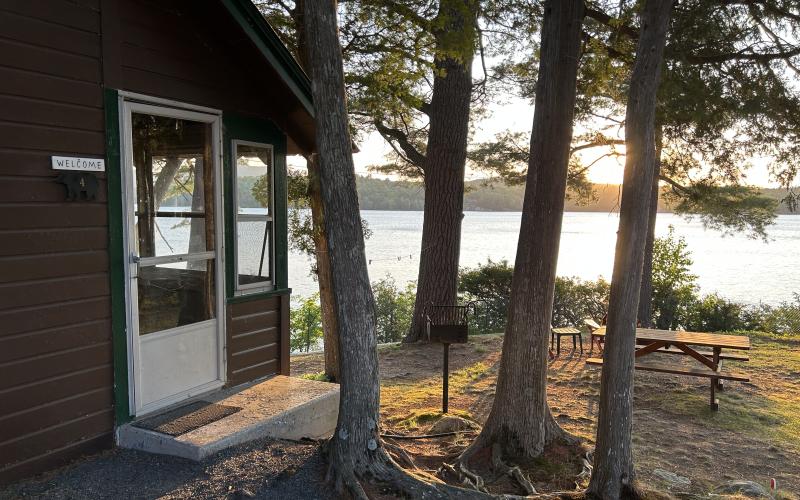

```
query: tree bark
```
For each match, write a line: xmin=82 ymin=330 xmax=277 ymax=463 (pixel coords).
xmin=305 ymin=1 xmax=381 ymax=491
xmin=308 ymin=156 xmax=340 ymax=382
xmin=461 ymin=0 xmax=584 ymax=462
xmin=407 ymin=0 xmax=477 ymax=342
xmin=304 ymin=4 xmax=488 ymax=498
xmin=587 ymin=2 xmax=673 ymax=498
xmin=637 ymin=129 xmax=663 ymax=329
xmin=291 ymin=0 xmax=340 ymax=381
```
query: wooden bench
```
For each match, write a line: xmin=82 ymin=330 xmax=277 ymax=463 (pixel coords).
xmin=586 ymin=357 xmax=750 ymax=410
xmin=653 ymin=346 xmax=749 ymax=362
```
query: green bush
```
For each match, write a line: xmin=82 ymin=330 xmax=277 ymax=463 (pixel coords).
xmin=651 ymin=226 xmax=698 ymax=329
xmin=645 ymin=227 xmax=799 ymax=335
xmin=685 ymin=294 xmax=746 ymax=332
xmin=372 ymin=276 xmax=415 ymax=343
xmin=552 ymin=276 xmax=610 ymax=327
xmin=458 ymin=259 xmax=514 ymax=334
xmin=738 ymin=294 xmax=800 ymax=336
xmin=290 ymin=294 xmax=323 ymax=353
xmin=458 ymin=259 xmax=610 ymax=333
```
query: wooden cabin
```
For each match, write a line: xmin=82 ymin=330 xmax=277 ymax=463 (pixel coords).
xmin=0 ymin=0 xmax=315 ymax=483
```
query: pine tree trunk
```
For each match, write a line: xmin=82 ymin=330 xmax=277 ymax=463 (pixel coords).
xmin=304 ymin=4 xmax=487 ymax=498
xmin=303 ymin=3 xmax=388 ymax=496
xmin=637 ymin=133 xmax=663 ymax=329
xmin=308 ymin=156 xmax=340 ymax=382
xmin=587 ymin=2 xmax=673 ymax=498
xmin=407 ymin=0 xmax=477 ymax=341
xmin=462 ymin=0 xmax=584 ymax=461
xmin=638 ymin=152 xmax=661 ymax=328
xmin=292 ymin=0 xmax=340 ymax=381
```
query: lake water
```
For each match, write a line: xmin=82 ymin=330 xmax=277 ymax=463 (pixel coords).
xmin=288 ymin=211 xmax=800 ymax=306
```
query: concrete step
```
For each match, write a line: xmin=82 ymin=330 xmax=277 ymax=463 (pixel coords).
xmin=117 ymin=375 xmax=339 ymax=461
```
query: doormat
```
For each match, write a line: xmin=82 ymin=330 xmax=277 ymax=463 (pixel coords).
xmin=132 ymin=401 xmax=242 ymax=437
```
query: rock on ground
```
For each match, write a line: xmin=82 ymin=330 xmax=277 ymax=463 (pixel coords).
xmin=713 ymin=480 xmax=772 ymax=498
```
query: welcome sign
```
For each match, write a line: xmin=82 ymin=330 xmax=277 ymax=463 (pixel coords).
xmin=51 ymin=156 xmax=106 ymax=172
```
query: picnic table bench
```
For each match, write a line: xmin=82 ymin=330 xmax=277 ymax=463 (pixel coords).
xmin=586 ymin=327 xmax=751 ymax=411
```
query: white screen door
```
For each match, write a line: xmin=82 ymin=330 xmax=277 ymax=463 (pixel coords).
xmin=121 ymin=100 xmax=225 ymax=415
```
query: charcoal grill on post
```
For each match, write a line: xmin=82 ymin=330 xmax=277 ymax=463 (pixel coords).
xmin=425 ymin=303 xmax=472 ymax=413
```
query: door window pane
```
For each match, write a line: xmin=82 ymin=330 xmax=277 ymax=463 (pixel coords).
xmin=131 ymin=113 xmax=214 ymax=258
xmin=130 ymin=111 xmax=217 ymax=335
xmin=137 ymin=260 xmax=216 ymax=335
xmin=234 ymin=142 xmax=273 ymax=291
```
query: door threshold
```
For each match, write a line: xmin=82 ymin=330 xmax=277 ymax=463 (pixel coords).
xmin=132 ymin=380 xmax=225 ymax=420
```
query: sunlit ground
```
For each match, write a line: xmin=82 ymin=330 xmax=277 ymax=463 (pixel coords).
xmin=293 ymin=332 xmax=800 ymax=497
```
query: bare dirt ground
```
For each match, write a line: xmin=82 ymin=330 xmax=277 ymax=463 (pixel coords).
xmin=294 ymin=333 xmax=800 ymax=497
xmin=2 ymin=437 xmax=334 ymax=500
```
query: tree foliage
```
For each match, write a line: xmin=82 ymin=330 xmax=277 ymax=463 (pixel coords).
xmin=372 ymin=277 xmax=416 ymax=343
xmin=290 ymin=294 xmax=324 ymax=353
xmin=458 ymin=259 xmax=611 ymax=334
xmin=582 ymin=0 xmax=800 ymax=237
xmin=650 ymin=226 xmax=698 ymax=329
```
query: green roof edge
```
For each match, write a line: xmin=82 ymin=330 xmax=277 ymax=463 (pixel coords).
xmin=222 ymin=0 xmax=314 ymax=117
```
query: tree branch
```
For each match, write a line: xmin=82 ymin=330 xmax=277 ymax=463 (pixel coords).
xmin=586 ymin=1 xmax=800 ymax=65
xmin=373 ymin=120 xmax=427 ymax=168
xmin=659 ymin=174 xmax=691 ymax=195
xmin=571 ymin=139 xmax=625 ymax=154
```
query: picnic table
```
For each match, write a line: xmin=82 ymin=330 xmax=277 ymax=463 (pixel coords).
xmin=586 ymin=327 xmax=751 ymax=410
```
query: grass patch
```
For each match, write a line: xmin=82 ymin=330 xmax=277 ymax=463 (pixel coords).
xmin=392 ymin=408 xmax=474 ymax=430
xmin=299 ymin=371 xmax=329 ymax=382
xmin=381 ymin=360 xmax=492 ymax=429
xmin=649 ymin=388 xmax=800 ymax=450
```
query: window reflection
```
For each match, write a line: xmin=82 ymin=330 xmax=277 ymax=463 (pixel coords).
xmin=234 ymin=142 xmax=274 ymax=291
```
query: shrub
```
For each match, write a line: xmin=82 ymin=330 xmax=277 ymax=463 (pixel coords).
xmin=740 ymin=294 xmax=800 ymax=336
xmin=685 ymin=294 xmax=746 ymax=332
xmin=458 ymin=259 xmax=610 ymax=332
xmin=552 ymin=276 xmax=610 ymax=327
xmin=458 ymin=259 xmax=513 ymax=334
xmin=651 ymin=226 xmax=698 ymax=329
xmin=372 ymin=276 xmax=415 ymax=343
xmin=290 ymin=294 xmax=323 ymax=352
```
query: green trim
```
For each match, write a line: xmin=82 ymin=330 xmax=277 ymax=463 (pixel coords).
xmin=221 ymin=0 xmax=314 ymax=117
xmin=104 ymin=88 xmax=131 ymax=425
xmin=223 ymin=112 xmax=290 ymax=301
xmin=227 ymin=288 xmax=293 ymax=305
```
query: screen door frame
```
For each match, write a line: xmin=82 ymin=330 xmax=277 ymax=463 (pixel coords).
xmin=119 ymin=92 xmax=227 ymax=416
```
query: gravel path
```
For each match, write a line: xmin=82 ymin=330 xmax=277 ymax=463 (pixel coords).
xmin=2 ymin=438 xmax=336 ymax=500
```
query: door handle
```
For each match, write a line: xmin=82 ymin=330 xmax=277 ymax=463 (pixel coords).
xmin=131 ymin=254 xmax=141 ymax=279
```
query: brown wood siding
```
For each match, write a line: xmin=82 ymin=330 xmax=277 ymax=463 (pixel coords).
xmin=112 ymin=0 xmax=313 ymax=152
xmin=0 ymin=0 xmax=113 ymax=485
xmin=226 ymin=294 xmax=290 ymax=386
xmin=1 ymin=0 xmax=309 ymax=485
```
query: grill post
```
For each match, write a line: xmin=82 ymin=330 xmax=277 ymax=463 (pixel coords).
xmin=442 ymin=342 xmax=450 ymax=413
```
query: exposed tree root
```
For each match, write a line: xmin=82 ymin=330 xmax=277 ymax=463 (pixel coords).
xmin=382 ymin=440 xmax=419 ymax=470
xmin=434 ymin=424 xmax=595 ymax=498
xmin=326 ymin=441 xmax=493 ymax=500
xmin=492 ymin=443 xmax=537 ymax=495
xmin=325 ymin=439 xmax=659 ymax=500
xmin=576 ymin=452 xmax=593 ymax=486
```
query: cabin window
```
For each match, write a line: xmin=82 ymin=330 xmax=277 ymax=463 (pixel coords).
xmin=232 ymin=140 xmax=274 ymax=293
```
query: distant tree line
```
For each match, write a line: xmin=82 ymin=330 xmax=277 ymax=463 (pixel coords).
xmin=351 ymin=176 xmax=797 ymax=214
